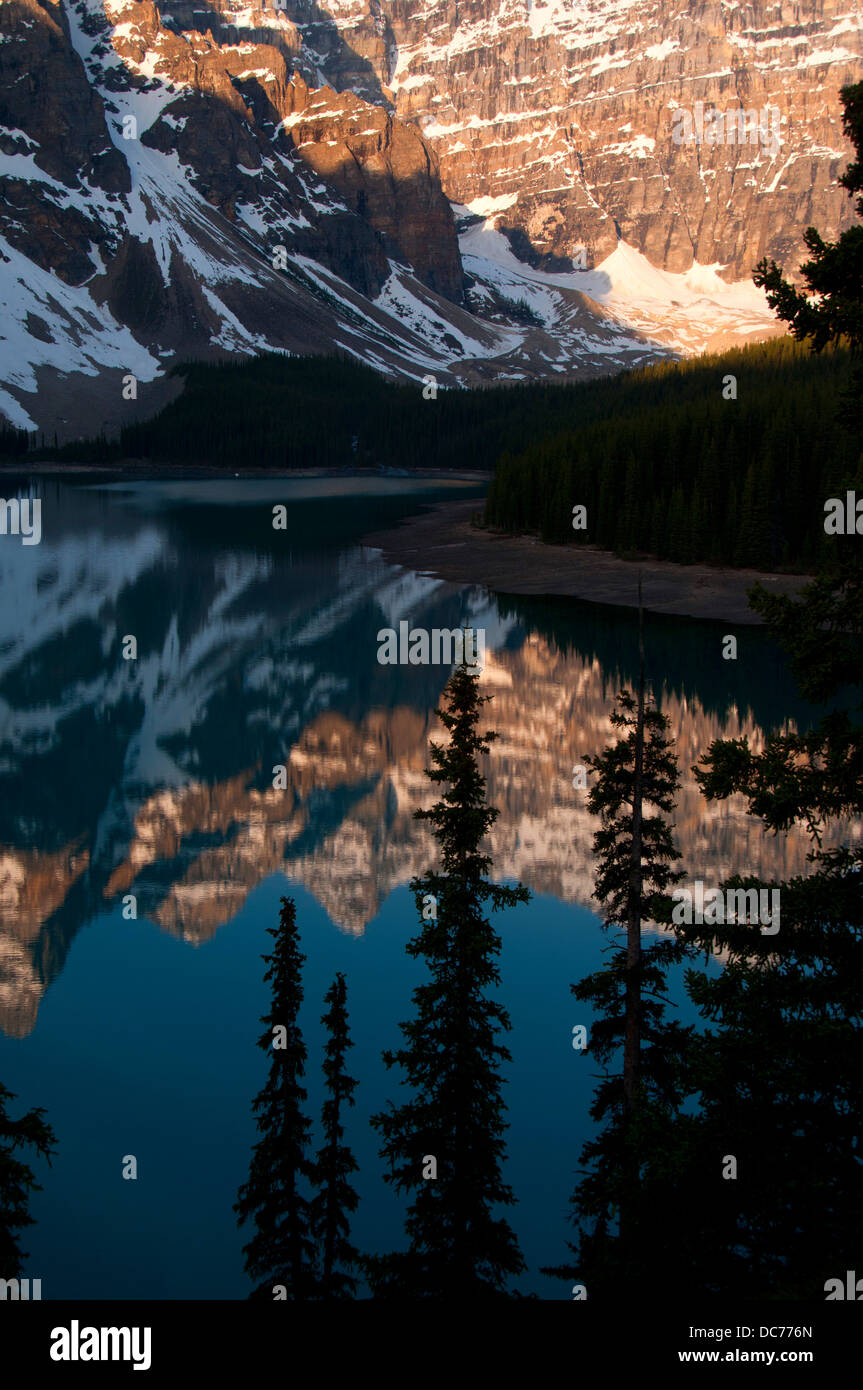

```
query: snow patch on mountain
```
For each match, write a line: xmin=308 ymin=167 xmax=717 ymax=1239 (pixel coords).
xmin=459 ymin=219 xmax=779 ymax=356
xmin=0 ymin=234 xmax=163 ymax=429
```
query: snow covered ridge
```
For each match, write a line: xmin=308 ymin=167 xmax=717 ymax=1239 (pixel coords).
xmin=0 ymin=0 xmax=842 ymax=433
xmin=0 ymin=0 xmax=459 ymax=430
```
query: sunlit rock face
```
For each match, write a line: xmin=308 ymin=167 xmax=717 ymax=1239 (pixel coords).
xmin=130 ymin=0 xmax=862 ymax=283
xmin=323 ymin=0 xmax=862 ymax=281
xmin=1 ymin=0 xmax=460 ymax=300
xmin=0 ymin=0 xmax=466 ymax=433
xmin=1 ymin=0 xmax=859 ymax=430
xmin=0 ymin=845 xmax=89 ymax=1037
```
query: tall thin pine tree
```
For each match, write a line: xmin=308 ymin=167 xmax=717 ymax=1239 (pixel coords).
xmin=311 ymin=972 xmax=360 ymax=1298
xmin=367 ymin=661 xmax=530 ymax=1298
xmin=235 ymin=895 xmax=317 ymax=1299
xmin=545 ymin=599 xmax=690 ymax=1295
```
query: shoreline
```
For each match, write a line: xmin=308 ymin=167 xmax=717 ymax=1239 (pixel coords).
xmin=0 ymin=462 xmax=494 ymax=481
xmin=362 ymin=498 xmax=812 ymax=625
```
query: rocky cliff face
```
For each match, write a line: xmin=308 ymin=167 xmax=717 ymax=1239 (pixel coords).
xmin=353 ymin=0 xmax=861 ymax=280
xmin=0 ymin=0 xmax=474 ymax=432
xmin=149 ymin=0 xmax=862 ymax=281
xmin=1 ymin=0 xmax=461 ymax=299
xmin=0 ymin=0 xmax=859 ymax=431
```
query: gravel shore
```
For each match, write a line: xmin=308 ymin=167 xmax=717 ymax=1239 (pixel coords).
xmin=362 ymin=498 xmax=811 ymax=625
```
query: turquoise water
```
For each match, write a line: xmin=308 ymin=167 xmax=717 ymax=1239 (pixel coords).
xmin=0 ymin=475 xmax=816 ymax=1298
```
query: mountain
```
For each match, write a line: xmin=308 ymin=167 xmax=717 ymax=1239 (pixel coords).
xmin=384 ymin=0 xmax=861 ymax=279
xmin=0 ymin=0 xmax=859 ymax=434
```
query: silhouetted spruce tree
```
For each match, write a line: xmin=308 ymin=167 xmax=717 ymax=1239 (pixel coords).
xmin=647 ymin=84 xmax=863 ymax=1296
xmin=0 ymin=1083 xmax=55 ymax=1281
xmin=310 ymin=972 xmax=360 ymax=1298
xmin=544 ymin=609 xmax=690 ymax=1296
xmin=754 ymin=80 xmax=863 ymax=426
xmin=235 ymin=895 xmax=317 ymax=1299
xmin=651 ymin=545 xmax=863 ymax=1297
xmin=367 ymin=660 xmax=530 ymax=1298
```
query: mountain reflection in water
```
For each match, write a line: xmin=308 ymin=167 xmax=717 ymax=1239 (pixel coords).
xmin=0 ymin=476 xmax=840 ymax=1038
xmin=0 ymin=474 xmax=852 ymax=1300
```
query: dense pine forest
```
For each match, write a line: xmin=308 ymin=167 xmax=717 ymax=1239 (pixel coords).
xmin=0 ymin=423 xmax=28 ymax=457
xmin=13 ymin=354 xmax=597 ymax=474
xmin=485 ymin=337 xmax=859 ymax=571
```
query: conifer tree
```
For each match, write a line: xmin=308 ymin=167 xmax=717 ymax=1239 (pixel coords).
xmin=367 ymin=661 xmax=530 ymax=1298
xmin=235 ymin=895 xmax=317 ymax=1299
xmin=754 ymin=80 xmax=863 ymax=422
xmin=0 ymin=1083 xmax=55 ymax=1281
xmin=310 ymin=972 xmax=360 ymax=1298
xmin=659 ymin=92 xmax=863 ymax=1289
xmin=665 ymin=549 xmax=863 ymax=1296
xmin=545 ymin=606 xmax=690 ymax=1295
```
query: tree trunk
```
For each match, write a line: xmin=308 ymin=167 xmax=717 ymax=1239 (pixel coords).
xmin=620 ymin=582 xmax=645 ymax=1267
xmin=624 ymin=583 xmax=645 ymax=1120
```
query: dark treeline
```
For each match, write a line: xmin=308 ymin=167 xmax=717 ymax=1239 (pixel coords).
xmin=0 ymin=423 xmax=28 ymax=458
xmin=29 ymin=354 xmax=623 ymax=474
xmin=486 ymin=336 xmax=860 ymax=571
